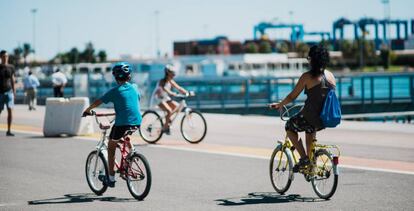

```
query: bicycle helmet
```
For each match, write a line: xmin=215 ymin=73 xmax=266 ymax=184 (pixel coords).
xmin=164 ymin=64 xmax=178 ymax=75
xmin=112 ymin=62 xmax=131 ymax=79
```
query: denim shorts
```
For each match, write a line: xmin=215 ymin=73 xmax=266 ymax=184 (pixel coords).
xmin=0 ymin=90 xmax=14 ymax=111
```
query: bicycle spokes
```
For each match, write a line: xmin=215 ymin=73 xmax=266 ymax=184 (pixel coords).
xmin=127 ymin=159 xmax=145 ymax=181
xmin=311 ymin=150 xmax=338 ymax=199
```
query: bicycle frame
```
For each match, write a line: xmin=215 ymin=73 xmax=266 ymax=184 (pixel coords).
xmin=91 ymin=114 xmax=140 ymax=179
xmin=276 ymin=135 xmax=341 ymax=176
xmin=156 ymin=97 xmax=191 ymax=124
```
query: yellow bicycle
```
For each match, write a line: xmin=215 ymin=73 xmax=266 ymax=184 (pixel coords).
xmin=269 ymin=105 xmax=340 ymax=199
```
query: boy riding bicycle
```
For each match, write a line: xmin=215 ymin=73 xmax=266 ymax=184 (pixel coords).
xmin=83 ymin=62 xmax=142 ymax=187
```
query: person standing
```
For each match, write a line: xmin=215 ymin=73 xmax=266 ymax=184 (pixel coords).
xmin=0 ymin=50 xmax=16 ymax=136
xmin=23 ymin=70 xmax=40 ymax=110
xmin=51 ymin=68 xmax=67 ymax=97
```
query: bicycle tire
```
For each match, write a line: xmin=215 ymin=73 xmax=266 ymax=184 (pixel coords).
xmin=126 ymin=153 xmax=152 ymax=200
xmin=180 ymin=110 xmax=207 ymax=144
xmin=269 ymin=145 xmax=294 ymax=194
xmin=85 ymin=150 xmax=108 ymax=196
xmin=311 ymin=149 xmax=338 ymax=200
xmin=139 ymin=110 xmax=164 ymax=144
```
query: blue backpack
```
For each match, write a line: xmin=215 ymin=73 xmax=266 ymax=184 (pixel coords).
xmin=320 ymin=80 xmax=342 ymax=128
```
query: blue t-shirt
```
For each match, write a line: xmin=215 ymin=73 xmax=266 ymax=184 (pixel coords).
xmin=100 ymin=82 xmax=142 ymax=126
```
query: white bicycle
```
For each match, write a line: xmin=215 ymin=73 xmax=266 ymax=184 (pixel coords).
xmin=139 ymin=92 xmax=207 ymax=144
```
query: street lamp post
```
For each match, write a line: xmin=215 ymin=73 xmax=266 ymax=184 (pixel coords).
xmin=289 ymin=11 xmax=295 ymax=51
xmin=154 ymin=10 xmax=160 ymax=58
xmin=31 ymin=8 xmax=38 ymax=61
xmin=381 ymin=0 xmax=391 ymax=47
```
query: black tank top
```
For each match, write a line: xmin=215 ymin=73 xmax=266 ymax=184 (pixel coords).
xmin=0 ymin=65 xmax=15 ymax=93
xmin=301 ymin=73 xmax=335 ymax=129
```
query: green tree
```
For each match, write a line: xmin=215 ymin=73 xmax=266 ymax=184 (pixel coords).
xmin=245 ymin=42 xmax=258 ymax=53
xmin=379 ymin=44 xmax=390 ymax=69
xmin=81 ymin=42 xmax=96 ymax=63
xmin=339 ymin=39 xmax=376 ymax=69
xmin=259 ymin=41 xmax=272 ymax=53
xmin=22 ymin=43 xmax=34 ymax=66
xmin=97 ymin=50 xmax=107 ymax=62
xmin=12 ymin=47 xmax=23 ymax=67
xmin=276 ymin=42 xmax=289 ymax=53
xmin=68 ymin=48 xmax=80 ymax=64
xmin=295 ymin=42 xmax=309 ymax=58
xmin=339 ymin=40 xmax=356 ymax=60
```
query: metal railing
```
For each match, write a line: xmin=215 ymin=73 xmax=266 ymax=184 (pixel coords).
xmin=169 ymin=72 xmax=414 ymax=110
xmin=17 ymin=72 xmax=414 ymax=112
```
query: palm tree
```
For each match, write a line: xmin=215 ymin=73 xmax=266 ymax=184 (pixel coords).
xmin=12 ymin=47 xmax=23 ymax=67
xmin=81 ymin=42 xmax=96 ymax=63
xmin=22 ymin=43 xmax=34 ymax=66
xmin=97 ymin=50 xmax=107 ymax=62
xmin=68 ymin=48 xmax=80 ymax=64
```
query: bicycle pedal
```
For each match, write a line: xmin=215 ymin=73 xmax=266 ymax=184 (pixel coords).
xmin=120 ymin=174 xmax=127 ymax=180
xmin=98 ymin=174 xmax=106 ymax=182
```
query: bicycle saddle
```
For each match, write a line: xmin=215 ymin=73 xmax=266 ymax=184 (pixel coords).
xmin=99 ymin=123 xmax=111 ymax=130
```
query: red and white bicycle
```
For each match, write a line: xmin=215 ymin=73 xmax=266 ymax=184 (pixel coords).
xmin=84 ymin=111 xmax=152 ymax=200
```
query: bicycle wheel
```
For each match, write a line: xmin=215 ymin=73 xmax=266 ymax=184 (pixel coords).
xmin=139 ymin=110 xmax=164 ymax=144
xmin=311 ymin=149 xmax=338 ymax=200
xmin=180 ymin=110 xmax=207 ymax=143
xmin=126 ymin=153 xmax=152 ymax=200
xmin=269 ymin=145 xmax=294 ymax=194
xmin=85 ymin=150 xmax=108 ymax=195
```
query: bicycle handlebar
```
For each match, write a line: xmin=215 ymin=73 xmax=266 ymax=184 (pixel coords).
xmin=82 ymin=110 xmax=116 ymax=128
xmin=269 ymin=104 xmax=304 ymax=121
xmin=176 ymin=91 xmax=195 ymax=99
xmin=95 ymin=113 xmax=116 ymax=117
xmin=82 ymin=110 xmax=115 ymax=117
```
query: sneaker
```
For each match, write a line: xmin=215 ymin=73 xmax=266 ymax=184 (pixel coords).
xmin=106 ymin=180 xmax=116 ymax=188
xmin=104 ymin=178 xmax=116 ymax=188
xmin=293 ymin=157 xmax=310 ymax=173
xmin=6 ymin=131 xmax=15 ymax=136
xmin=98 ymin=174 xmax=115 ymax=188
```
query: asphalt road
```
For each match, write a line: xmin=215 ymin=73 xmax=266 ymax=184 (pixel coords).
xmin=0 ymin=105 xmax=413 ymax=210
xmin=0 ymin=132 xmax=413 ymax=211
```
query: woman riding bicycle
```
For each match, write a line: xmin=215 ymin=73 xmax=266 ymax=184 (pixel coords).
xmin=269 ymin=45 xmax=336 ymax=172
xmin=150 ymin=64 xmax=189 ymax=135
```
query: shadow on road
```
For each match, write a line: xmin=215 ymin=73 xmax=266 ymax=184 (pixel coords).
xmin=216 ymin=192 xmax=325 ymax=206
xmin=28 ymin=193 xmax=138 ymax=205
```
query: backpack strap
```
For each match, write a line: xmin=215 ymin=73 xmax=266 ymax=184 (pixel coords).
xmin=321 ymin=72 xmax=328 ymax=89
xmin=321 ymin=72 xmax=335 ymax=89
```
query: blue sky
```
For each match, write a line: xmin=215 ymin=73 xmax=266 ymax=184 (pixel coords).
xmin=1 ymin=0 xmax=413 ymax=60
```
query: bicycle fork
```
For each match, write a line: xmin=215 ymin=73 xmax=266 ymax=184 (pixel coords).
xmin=93 ymin=132 xmax=107 ymax=177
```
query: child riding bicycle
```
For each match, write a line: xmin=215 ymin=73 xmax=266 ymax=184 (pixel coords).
xmin=269 ymin=45 xmax=337 ymax=172
xmin=149 ymin=64 xmax=189 ymax=135
xmin=83 ymin=62 xmax=142 ymax=187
